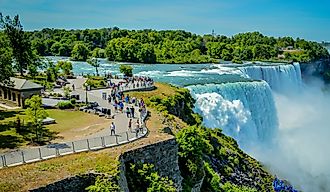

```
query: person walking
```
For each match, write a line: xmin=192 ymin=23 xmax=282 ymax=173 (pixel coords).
xmin=128 ymin=119 xmax=132 ymax=132
xmin=135 ymin=119 xmax=140 ymax=134
xmin=110 ymin=122 xmax=116 ymax=135
xmin=126 ymin=107 xmax=131 ymax=118
xmin=130 ymin=106 xmax=135 ymax=118
xmin=119 ymin=101 xmax=124 ymax=113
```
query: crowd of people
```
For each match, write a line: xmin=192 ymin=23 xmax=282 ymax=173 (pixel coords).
xmin=99 ymin=76 xmax=150 ymax=137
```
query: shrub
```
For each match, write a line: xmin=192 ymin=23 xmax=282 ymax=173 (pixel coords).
xmin=70 ymin=98 xmax=76 ymax=104
xmin=126 ymin=163 xmax=176 ymax=192
xmin=56 ymin=101 xmax=74 ymax=109
xmin=119 ymin=65 xmax=133 ymax=77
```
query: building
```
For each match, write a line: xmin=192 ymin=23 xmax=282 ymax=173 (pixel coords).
xmin=0 ymin=77 xmax=43 ymax=108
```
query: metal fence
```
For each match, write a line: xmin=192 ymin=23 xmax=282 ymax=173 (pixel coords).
xmin=0 ymin=128 xmax=147 ymax=168
xmin=0 ymin=110 xmax=149 ymax=168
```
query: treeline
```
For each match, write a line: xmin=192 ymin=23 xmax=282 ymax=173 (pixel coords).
xmin=26 ymin=28 xmax=329 ymax=64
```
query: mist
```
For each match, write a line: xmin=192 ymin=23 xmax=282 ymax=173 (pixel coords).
xmin=254 ymin=79 xmax=330 ymax=192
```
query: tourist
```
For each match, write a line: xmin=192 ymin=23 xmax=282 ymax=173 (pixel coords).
xmin=113 ymin=102 xmax=118 ymax=113
xmin=139 ymin=120 xmax=144 ymax=133
xmin=119 ymin=101 xmax=124 ymax=112
xmin=130 ymin=106 xmax=135 ymax=118
xmin=128 ymin=119 xmax=132 ymax=132
xmin=72 ymin=84 xmax=75 ymax=91
xmin=126 ymin=107 xmax=130 ymax=118
xmin=110 ymin=122 xmax=116 ymax=135
xmin=135 ymin=119 xmax=140 ymax=133
xmin=108 ymin=95 xmax=111 ymax=103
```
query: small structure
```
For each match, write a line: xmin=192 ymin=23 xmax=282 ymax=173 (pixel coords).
xmin=0 ymin=77 xmax=43 ymax=108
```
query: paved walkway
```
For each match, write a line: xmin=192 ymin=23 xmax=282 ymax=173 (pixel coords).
xmin=0 ymin=78 xmax=154 ymax=168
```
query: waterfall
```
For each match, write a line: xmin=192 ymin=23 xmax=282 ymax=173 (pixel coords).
xmin=239 ymin=63 xmax=302 ymax=93
xmin=188 ymin=81 xmax=278 ymax=147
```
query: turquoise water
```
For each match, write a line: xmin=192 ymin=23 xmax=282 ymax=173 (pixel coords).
xmin=47 ymin=56 xmax=250 ymax=87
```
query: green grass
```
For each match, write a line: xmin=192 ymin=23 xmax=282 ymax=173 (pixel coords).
xmin=0 ymin=150 xmax=119 ymax=192
xmin=0 ymin=109 xmax=109 ymax=149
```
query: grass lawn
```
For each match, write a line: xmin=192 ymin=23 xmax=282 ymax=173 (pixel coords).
xmin=128 ymin=82 xmax=178 ymax=100
xmin=0 ymin=109 xmax=110 ymax=150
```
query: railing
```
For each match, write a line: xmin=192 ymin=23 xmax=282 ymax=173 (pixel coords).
xmin=0 ymin=92 xmax=150 ymax=168
xmin=0 ymin=128 xmax=147 ymax=168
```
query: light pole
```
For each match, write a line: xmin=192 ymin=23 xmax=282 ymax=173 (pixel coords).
xmin=84 ymin=83 xmax=89 ymax=104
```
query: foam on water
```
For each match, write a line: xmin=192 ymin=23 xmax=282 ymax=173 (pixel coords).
xmin=188 ymin=81 xmax=278 ymax=148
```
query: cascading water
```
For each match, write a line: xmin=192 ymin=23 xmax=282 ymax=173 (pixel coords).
xmin=239 ymin=63 xmax=302 ymax=93
xmin=188 ymin=81 xmax=278 ymax=148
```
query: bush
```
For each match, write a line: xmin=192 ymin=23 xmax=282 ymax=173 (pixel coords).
xmin=119 ymin=65 xmax=133 ymax=77
xmin=56 ymin=101 xmax=74 ymax=109
xmin=126 ymin=163 xmax=176 ymax=192
xmin=70 ymin=98 xmax=76 ymax=104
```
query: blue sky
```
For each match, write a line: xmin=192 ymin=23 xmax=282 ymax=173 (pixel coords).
xmin=1 ymin=0 xmax=329 ymax=41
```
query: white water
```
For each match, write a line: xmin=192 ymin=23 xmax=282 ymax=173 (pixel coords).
xmin=188 ymin=81 xmax=278 ymax=148
xmin=190 ymin=63 xmax=330 ymax=191
xmin=239 ymin=63 xmax=302 ymax=93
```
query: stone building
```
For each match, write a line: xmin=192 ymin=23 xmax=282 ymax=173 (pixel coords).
xmin=0 ymin=77 xmax=43 ymax=108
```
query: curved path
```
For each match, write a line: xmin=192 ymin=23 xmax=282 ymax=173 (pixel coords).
xmin=0 ymin=79 xmax=154 ymax=168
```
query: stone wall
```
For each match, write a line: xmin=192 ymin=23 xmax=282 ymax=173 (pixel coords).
xmin=118 ymin=138 xmax=183 ymax=191
xmin=30 ymin=173 xmax=99 ymax=192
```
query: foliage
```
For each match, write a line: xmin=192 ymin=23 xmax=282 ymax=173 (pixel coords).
xmin=57 ymin=60 xmax=73 ymax=76
xmin=24 ymin=95 xmax=48 ymax=143
xmin=221 ymin=182 xmax=257 ymax=192
xmin=119 ymin=65 xmax=133 ymax=77
xmin=126 ymin=163 xmax=176 ymax=192
xmin=43 ymin=59 xmax=59 ymax=82
xmin=176 ymin=126 xmax=213 ymax=190
xmin=85 ymin=76 xmax=106 ymax=88
xmin=56 ymin=101 xmax=74 ymax=109
xmin=0 ymin=13 xmax=40 ymax=76
xmin=25 ymin=28 xmax=329 ymax=64
xmin=63 ymin=86 xmax=72 ymax=98
xmin=86 ymin=176 xmax=119 ymax=192
xmin=147 ymin=87 xmax=202 ymax=125
xmin=0 ymin=32 xmax=13 ymax=83
xmin=203 ymin=162 xmax=222 ymax=191
xmin=71 ymin=42 xmax=90 ymax=61
xmin=87 ymin=57 xmax=100 ymax=76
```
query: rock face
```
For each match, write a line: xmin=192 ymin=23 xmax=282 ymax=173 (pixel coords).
xmin=118 ymin=138 xmax=183 ymax=191
xmin=300 ymin=59 xmax=330 ymax=81
xmin=30 ymin=173 xmax=99 ymax=192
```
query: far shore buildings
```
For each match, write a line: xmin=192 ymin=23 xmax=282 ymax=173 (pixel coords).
xmin=0 ymin=77 xmax=43 ymax=108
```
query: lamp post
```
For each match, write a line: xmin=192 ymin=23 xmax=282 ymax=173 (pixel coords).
xmin=84 ymin=83 xmax=89 ymax=104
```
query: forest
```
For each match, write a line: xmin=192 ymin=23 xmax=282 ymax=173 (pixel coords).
xmin=25 ymin=28 xmax=329 ymax=64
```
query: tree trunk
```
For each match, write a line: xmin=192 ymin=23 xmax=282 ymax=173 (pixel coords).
xmin=96 ymin=67 xmax=99 ymax=76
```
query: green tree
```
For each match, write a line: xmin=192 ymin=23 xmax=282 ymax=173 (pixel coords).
xmin=25 ymin=95 xmax=48 ymax=143
xmin=44 ymin=59 xmax=59 ymax=82
xmin=0 ymin=32 xmax=13 ymax=83
xmin=0 ymin=13 xmax=38 ymax=76
xmin=176 ymin=126 xmax=213 ymax=190
xmin=87 ymin=57 xmax=100 ymax=76
xmin=119 ymin=65 xmax=133 ymax=77
xmin=57 ymin=60 xmax=73 ymax=76
xmin=71 ymin=42 xmax=89 ymax=61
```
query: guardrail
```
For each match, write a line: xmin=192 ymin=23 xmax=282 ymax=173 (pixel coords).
xmin=0 ymin=86 xmax=151 ymax=168
xmin=0 ymin=128 xmax=147 ymax=168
